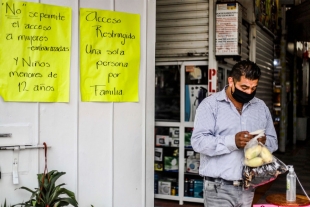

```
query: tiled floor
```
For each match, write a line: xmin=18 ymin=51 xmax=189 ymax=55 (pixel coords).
xmin=155 ymin=138 xmax=310 ymax=207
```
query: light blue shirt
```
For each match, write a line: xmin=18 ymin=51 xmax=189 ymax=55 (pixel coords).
xmin=191 ymin=86 xmax=278 ymax=181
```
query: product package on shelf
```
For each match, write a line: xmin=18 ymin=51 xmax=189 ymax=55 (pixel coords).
xmin=169 ymin=127 xmax=179 ymax=138
xmin=184 ymin=178 xmax=203 ymax=198
xmin=158 ymin=180 xmax=171 ymax=195
xmin=170 ymin=138 xmax=179 ymax=147
xmin=164 ymin=156 xmax=178 ymax=172
xmin=155 ymin=163 xmax=163 ymax=171
xmin=184 ymin=131 xmax=192 ymax=148
xmin=155 ymin=148 xmax=163 ymax=161
xmin=194 ymin=179 xmax=203 ymax=198
xmin=154 ymin=173 xmax=159 ymax=194
xmin=186 ymin=154 xmax=200 ymax=174
xmin=156 ymin=135 xmax=170 ymax=147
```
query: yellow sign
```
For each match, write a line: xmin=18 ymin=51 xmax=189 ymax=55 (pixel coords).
xmin=80 ymin=8 xmax=140 ymax=102
xmin=0 ymin=0 xmax=71 ymax=102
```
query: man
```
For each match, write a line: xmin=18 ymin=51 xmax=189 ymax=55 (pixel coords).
xmin=191 ymin=60 xmax=278 ymax=207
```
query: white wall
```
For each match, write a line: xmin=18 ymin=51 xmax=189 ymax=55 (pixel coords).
xmin=0 ymin=0 xmax=155 ymax=207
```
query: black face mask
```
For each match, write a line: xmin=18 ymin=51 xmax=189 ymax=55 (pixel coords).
xmin=231 ymin=86 xmax=256 ymax=103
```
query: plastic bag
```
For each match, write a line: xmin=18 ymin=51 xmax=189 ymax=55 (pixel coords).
xmin=242 ymin=155 xmax=287 ymax=190
xmin=242 ymin=129 xmax=287 ymax=190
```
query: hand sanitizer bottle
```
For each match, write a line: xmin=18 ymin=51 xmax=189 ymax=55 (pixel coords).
xmin=286 ymin=165 xmax=296 ymax=202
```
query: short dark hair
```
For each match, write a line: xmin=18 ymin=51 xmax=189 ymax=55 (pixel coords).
xmin=229 ymin=60 xmax=261 ymax=82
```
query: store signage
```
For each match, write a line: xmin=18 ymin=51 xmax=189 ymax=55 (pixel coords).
xmin=0 ymin=1 xmax=71 ymax=102
xmin=215 ymin=2 xmax=242 ymax=56
xmin=80 ymin=9 xmax=140 ymax=102
xmin=208 ymin=68 xmax=217 ymax=95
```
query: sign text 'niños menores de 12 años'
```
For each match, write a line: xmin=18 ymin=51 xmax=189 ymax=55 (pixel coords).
xmin=0 ymin=0 xmax=71 ymax=102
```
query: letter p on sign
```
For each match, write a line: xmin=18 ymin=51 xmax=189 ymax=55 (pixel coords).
xmin=208 ymin=69 xmax=217 ymax=95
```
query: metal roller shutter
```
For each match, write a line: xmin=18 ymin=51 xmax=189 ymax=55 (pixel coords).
xmin=156 ymin=0 xmax=209 ymax=62
xmin=255 ymin=26 xmax=274 ymax=111
xmin=241 ymin=22 xmax=250 ymax=60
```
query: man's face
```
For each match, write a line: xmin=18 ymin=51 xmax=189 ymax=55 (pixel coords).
xmin=228 ymin=76 xmax=259 ymax=94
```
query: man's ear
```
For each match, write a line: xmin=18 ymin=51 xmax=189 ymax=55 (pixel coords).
xmin=227 ymin=77 xmax=233 ymax=87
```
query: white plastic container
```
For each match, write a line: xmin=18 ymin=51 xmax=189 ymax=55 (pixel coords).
xmin=286 ymin=165 xmax=296 ymax=202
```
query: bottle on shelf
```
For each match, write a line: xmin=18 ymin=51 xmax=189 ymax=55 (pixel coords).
xmin=154 ymin=173 xmax=159 ymax=194
xmin=171 ymin=186 xmax=176 ymax=196
xmin=286 ymin=165 xmax=296 ymax=202
xmin=188 ymin=179 xmax=194 ymax=197
xmin=184 ymin=178 xmax=189 ymax=196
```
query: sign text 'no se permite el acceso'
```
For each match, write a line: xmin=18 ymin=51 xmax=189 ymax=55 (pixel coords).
xmin=0 ymin=0 xmax=71 ymax=102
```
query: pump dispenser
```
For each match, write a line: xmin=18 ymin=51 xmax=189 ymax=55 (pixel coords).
xmin=286 ymin=165 xmax=296 ymax=202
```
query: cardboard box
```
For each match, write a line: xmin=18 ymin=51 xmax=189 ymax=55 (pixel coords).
xmin=154 ymin=163 xmax=163 ymax=171
xmin=155 ymin=148 xmax=163 ymax=161
xmin=158 ymin=181 xmax=171 ymax=195
xmin=186 ymin=156 xmax=199 ymax=174
xmin=184 ymin=132 xmax=192 ymax=147
xmin=186 ymin=150 xmax=194 ymax=157
xmin=194 ymin=180 xmax=203 ymax=198
xmin=170 ymin=138 xmax=179 ymax=147
xmin=169 ymin=127 xmax=179 ymax=138
xmin=164 ymin=156 xmax=178 ymax=172
xmin=156 ymin=135 xmax=169 ymax=147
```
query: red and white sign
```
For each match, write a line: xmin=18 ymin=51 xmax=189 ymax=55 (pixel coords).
xmin=208 ymin=68 xmax=217 ymax=95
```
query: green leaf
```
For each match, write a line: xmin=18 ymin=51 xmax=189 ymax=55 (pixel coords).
xmin=1 ymin=199 xmax=7 ymax=207
xmin=13 ymin=170 xmax=77 ymax=207
xmin=18 ymin=186 xmax=36 ymax=194
xmin=52 ymin=198 xmax=78 ymax=207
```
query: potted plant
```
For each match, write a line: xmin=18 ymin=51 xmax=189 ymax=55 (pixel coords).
xmin=12 ymin=170 xmax=78 ymax=207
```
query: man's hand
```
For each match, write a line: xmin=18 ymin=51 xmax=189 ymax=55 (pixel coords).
xmin=235 ymin=131 xmax=254 ymax=148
